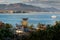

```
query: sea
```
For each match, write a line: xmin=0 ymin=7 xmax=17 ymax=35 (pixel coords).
xmin=0 ymin=12 xmax=60 ymax=27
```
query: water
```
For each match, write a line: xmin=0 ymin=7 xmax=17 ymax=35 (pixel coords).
xmin=0 ymin=12 xmax=60 ymax=27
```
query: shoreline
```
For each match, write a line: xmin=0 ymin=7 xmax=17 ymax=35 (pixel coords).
xmin=0 ymin=12 xmax=60 ymax=15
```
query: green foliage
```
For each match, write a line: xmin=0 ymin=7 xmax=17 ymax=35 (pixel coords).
xmin=29 ymin=24 xmax=34 ymax=30
xmin=0 ymin=21 xmax=60 ymax=40
xmin=27 ymin=21 xmax=60 ymax=40
xmin=0 ymin=23 xmax=13 ymax=40
xmin=5 ymin=23 xmax=13 ymax=28
xmin=37 ymin=23 xmax=41 ymax=28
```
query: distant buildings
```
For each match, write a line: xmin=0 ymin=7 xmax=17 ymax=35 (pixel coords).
xmin=0 ymin=10 xmax=35 ymax=13
xmin=0 ymin=18 xmax=47 ymax=35
xmin=15 ymin=18 xmax=47 ymax=35
xmin=36 ymin=24 xmax=47 ymax=31
xmin=15 ymin=18 xmax=29 ymax=34
xmin=0 ymin=10 xmax=14 ymax=13
xmin=0 ymin=9 xmax=49 ymax=13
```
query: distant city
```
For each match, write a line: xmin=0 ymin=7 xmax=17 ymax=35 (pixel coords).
xmin=0 ymin=3 xmax=60 ymax=13
xmin=0 ymin=3 xmax=46 ymax=13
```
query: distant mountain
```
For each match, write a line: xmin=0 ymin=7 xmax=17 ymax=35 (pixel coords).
xmin=27 ymin=1 xmax=60 ymax=12
xmin=44 ymin=7 xmax=60 ymax=12
xmin=0 ymin=3 xmax=48 ymax=12
xmin=0 ymin=3 xmax=60 ymax=12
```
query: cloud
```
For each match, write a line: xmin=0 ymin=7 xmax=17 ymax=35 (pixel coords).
xmin=0 ymin=0 xmax=33 ymax=4
xmin=0 ymin=0 xmax=3 ymax=2
xmin=39 ymin=0 xmax=48 ymax=1
xmin=0 ymin=0 xmax=5 ymax=3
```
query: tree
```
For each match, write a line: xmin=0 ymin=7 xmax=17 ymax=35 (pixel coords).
xmin=29 ymin=24 xmax=34 ymax=30
xmin=5 ymin=23 xmax=12 ymax=28
xmin=37 ymin=23 xmax=41 ymax=28
xmin=28 ymin=21 xmax=60 ymax=40
xmin=0 ymin=23 xmax=13 ymax=40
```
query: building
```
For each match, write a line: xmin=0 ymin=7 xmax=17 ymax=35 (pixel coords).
xmin=0 ymin=10 xmax=14 ymax=13
xmin=15 ymin=18 xmax=29 ymax=35
xmin=21 ymin=18 xmax=28 ymax=27
xmin=36 ymin=24 xmax=46 ymax=31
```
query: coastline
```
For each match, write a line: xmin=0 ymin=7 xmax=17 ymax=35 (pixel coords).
xmin=0 ymin=12 xmax=60 ymax=15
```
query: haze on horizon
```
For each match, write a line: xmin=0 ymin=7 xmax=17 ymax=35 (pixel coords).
xmin=0 ymin=0 xmax=32 ymax=4
xmin=0 ymin=0 xmax=60 ymax=4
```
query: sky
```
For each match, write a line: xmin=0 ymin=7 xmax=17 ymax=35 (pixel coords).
xmin=0 ymin=0 xmax=60 ymax=4
xmin=0 ymin=0 xmax=32 ymax=4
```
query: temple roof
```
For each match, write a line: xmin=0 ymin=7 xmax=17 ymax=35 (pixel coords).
xmin=22 ymin=18 xmax=28 ymax=20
